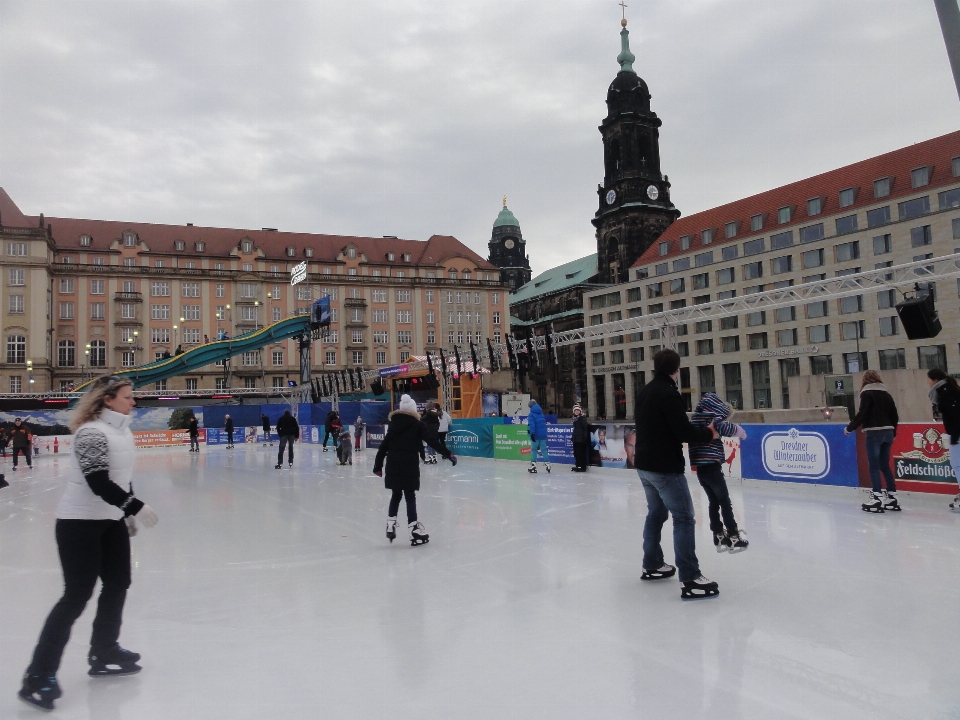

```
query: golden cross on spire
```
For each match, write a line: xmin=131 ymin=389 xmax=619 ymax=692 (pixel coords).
xmin=503 ymin=195 xmax=508 ymax=208
xmin=619 ymin=1 xmax=628 ymax=20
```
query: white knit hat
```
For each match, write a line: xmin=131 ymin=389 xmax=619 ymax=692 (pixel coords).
xmin=398 ymin=394 xmax=418 ymax=414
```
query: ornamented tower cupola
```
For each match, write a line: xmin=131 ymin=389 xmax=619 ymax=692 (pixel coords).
xmin=592 ymin=12 xmax=680 ymax=284
xmin=487 ymin=197 xmax=532 ymax=292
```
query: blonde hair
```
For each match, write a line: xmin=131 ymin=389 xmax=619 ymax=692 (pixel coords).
xmin=70 ymin=375 xmax=133 ymax=432
xmin=860 ymin=370 xmax=883 ymax=390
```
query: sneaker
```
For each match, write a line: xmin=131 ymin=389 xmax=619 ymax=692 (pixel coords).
xmin=640 ymin=564 xmax=676 ymax=580
xmin=713 ymin=531 xmax=731 ymax=553
xmin=727 ymin=530 xmax=749 ymax=553
xmin=681 ymin=576 xmax=720 ymax=600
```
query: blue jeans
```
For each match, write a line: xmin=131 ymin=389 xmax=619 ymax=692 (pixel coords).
xmin=530 ymin=437 xmax=550 ymax=463
xmin=637 ymin=470 xmax=701 ymax=583
xmin=864 ymin=430 xmax=896 ymax=493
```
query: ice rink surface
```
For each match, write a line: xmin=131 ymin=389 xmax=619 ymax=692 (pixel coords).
xmin=1 ymin=443 xmax=959 ymax=720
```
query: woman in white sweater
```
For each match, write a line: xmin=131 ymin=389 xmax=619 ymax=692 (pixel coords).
xmin=19 ymin=376 xmax=159 ymax=712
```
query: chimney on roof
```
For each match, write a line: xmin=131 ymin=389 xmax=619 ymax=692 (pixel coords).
xmin=262 ymin=228 xmax=278 ymax=232
xmin=39 ymin=213 xmax=44 ymax=228
xmin=383 ymin=235 xmax=397 ymax=238
xmin=187 ymin=223 xmax=193 ymax=226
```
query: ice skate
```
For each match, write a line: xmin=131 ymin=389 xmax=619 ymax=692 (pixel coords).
xmin=409 ymin=520 xmax=429 ymax=546
xmin=713 ymin=531 xmax=731 ymax=553
xmin=883 ymin=491 xmax=901 ymax=512
xmin=949 ymin=494 xmax=960 ymax=513
xmin=288 ymin=463 xmax=293 ymax=469
xmin=323 ymin=447 xmax=328 ymax=452
xmin=527 ymin=463 xmax=537 ymax=474
xmin=862 ymin=491 xmax=885 ymax=513
xmin=681 ymin=576 xmax=720 ymax=600
xmin=386 ymin=517 xmax=397 ymax=543
xmin=275 ymin=464 xmax=282 ymax=469
xmin=640 ymin=564 xmax=676 ymax=581
xmin=727 ymin=530 xmax=749 ymax=553
xmin=545 ymin=463 xmax=551 ymax=474
xmin=88 ymin=645 xmax=142 ymax=677
xmin=18 ymin=673 xmax=61 ymax=711
xmin=0 ymin=474 xmax=7 ymax=489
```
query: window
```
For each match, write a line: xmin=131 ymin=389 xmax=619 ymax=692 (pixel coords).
xmin=743 ymin=238 xmax=765 ymax=256
xmin=876 ymin=289 xmax=895 ymax=309
xmin=777 ymin=329 xmax=797 ymax=346
xmin=720 ymin=316 xmax=738 ymax=331
xmin=239 ymin=283 xmax=258 ymax=299
xmin=59 ymin=278 xmax=75 ymax=293
xmin=672 ymin=257 xmax=690 ymax=272
xmin=910 ymin=225 xmax=932 ymax=247
xmin=658 ymin=241 xmax=670 ymax=256
xmin=834 ymin=241 xmax=860 ymax=263
xmin=771 ymin=255 xmax=792 ymax=274
xmin=954 ymin=157 xmax=960 ymax=177
xmin=393 ymin=330 xmax=410 ymax=345
xmin=9 ymin=375 xmax=21 ymax=393
xmin=592 ymin=352 xmax=605 ymax=366
xmin=183 ymin=329 xmax=200 ymax=344
xmin=878 ymin=316 xmax=899 ymax=337
xmin=654 ymin=263 xmax=668 ymax=276
xmin=839 ymin=188 xmax=856 ymax=208
xmin=181 ymin=282 xmax=199 ymax=298
xmin=775 ymin=306 xmax=795 ymax=323
xmin=696 ymin=339 xmax=714 ymax=355
xmin=376 ymin=350 xmax=387 ymax=365
xmin=91 ymin=303 xmax=105 ymax=320
xmin=350 ymin=330 xmax=364 ymax=344
xmin=240 ymin=306 xmax=257 ymax=322
xmin=898 ymin=196 xmax=930 ymax=220
xmin=839 ymin=295 xmax=863 ymax=314
xmin=701 ymin=228 xmax=714 ymax=245
xmin=242 ymin=351 xmax=259 ymax=366
xmin=835 ymin=215 xmax=858 ymax=235
xmin=89 ymin=340 xmax=106 ymax=367
xmin=396 ymin=290 xmax=411 ymax=303
xmin=743 ymin=262 xmax=762 ymax=281
xmin=940 ymin=188 xmax=960 ymax=210
xmin=352 ymin=351 xmax=363 ymax=366
xmin=810 ymin=355 xmax=833 ymax=375
xmin=872 ymin=177 xmax=891 ymax=199
xmin=59 ymin=302 xmax=75 ymax=319
xmin=808 ymin=325 xmax=830 ymax=343
xmin=689 ymin=273 xmax=709 ymax=291
xmin=152 ymin=281 xmax=170 ymax=297
xmin=151 ymin=328 xmax=170 ymax=343
xmin=840 ymin=320 xmax=865 ymax=340
xmin=272 ymin=307 xmax=282 ymax=321
xmin=722 ymin=245 xmax=740 ymax=264
xmin=669 ymin=278 xmax=685 ymax=294
xmin=777 ymin=206 xmax=792 ymax=224
xmin=799 ymin=223 xmax=824 ymax=244
xmin=721 ymin=336 xmax=739 ymax=353
xmin=396 ymin=310 xmax=411 ymax=324
xmin=8 ymin=268 xmax=25 ymax=286
xmin=427 ymin=330 xmax=436 ymax=345
xmin=647 ymin=283 xmax=663 ymax=298
xmin=771 ymin=231 xmax=794 ymax=250
xmin=750 ymin=215 xmax=764 ymax=232
xmin=121 ymin=352 xmax=135 ymax=368
xmin=723 ymin=363 xmax=743 ymax=409
xmin=748 ymin=332 xmax=768 ymax=350
xmin=717 ymin=268 xmax=735 ymax=285
xmin=679 ymin=236 xmax=691 ymax=251
xmin=869 ymin=233 xmax=893 ymax=257
xmin=724 ymin=222 xmax=738 ymax=239
xmin=57 ymin=340 xmax=75 ymax=367
xmin=119 ymin=303 xmax=136 ymax=319
xmin=745 ymin=311 xmax=765 ymax=327
xmin=151 ymin=304 xmax=170 ymax=320
xmin=590 ymin=291 xmax=621 ymax=309
xmin=182 ymin=305 xmax=200 ymax=321
xmin=911 ymin=167 xmax=930 ymax=188
xmin=373 ymin=330 xmax=389 ymax=344
xmin=9 ymin=295 xmax=24 ymax=313
xmin=492 ymin=311 xmax=501 ymax=325
xmin=866 ymin=206 xmax=891 ymax=228
xmin=174 ymin=240 xmax=185 ymax=252
xmin=325 ymin=350 xmax=337 ymax=365
xmin=807 ymin=197 xmax=823 ymax=215
xmin=448 ymin=331 xmax=454 ymax=344
xmin=917 ymin=345 xmax=947 ymax=371
xmin=806 ymin=301 xmax=828 ymax=319
xmin=879 ymin=348 xmax=906 ymax=370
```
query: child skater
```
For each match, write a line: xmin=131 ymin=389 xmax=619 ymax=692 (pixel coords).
xmin=373 ymin=394 xmax=457 ymax=546
xmin=353 ymin=416 xmax=365 ymax=452
xmin=689 ymin=393 xmax=748 ymax=553
xmin=337 ymin=427 xmax=353 ymax=465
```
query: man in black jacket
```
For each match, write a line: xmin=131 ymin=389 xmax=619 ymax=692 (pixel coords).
xmin=275 ymin=410 xmax=300 ymax=469
xmin=635 ymin=349 xmax=719 ymax=600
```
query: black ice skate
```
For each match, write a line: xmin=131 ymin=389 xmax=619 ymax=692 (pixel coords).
xmin=949 ymin=494 xmax=960 ymax=513
xmin=409 ymin=521 xmax=429 ymax=546
xmin=727 ymin=530 xmax=749 ymax=553
xmin=18 ymin=673 xmax=62 ymax=711
xmin=862 ymin=491 xmax=885 ymax=513
xmin=883 ymin=491 xmax=901 ymax=512
xmin=0 ymin=474 xmax=7 ymax=489
xmin=681 ymin=576 xmax=720 ymax=600
xmin=527 ymin=463 xmax=537 ymax=473
xmin=88 ymin=646 xmax=141 ymax=677
xmin=288 ymin=463 xmax=293 ymax=469
xmin=640 ymin=564 xmax=676 ymax=581
xmin=545 ymin=463 xmax=551 ymax=474
xmin=386 ymin=517 xmax=397 ymax=543
xmin=714 ymin=531 xmax=732 ymax=553
xmin=275 ymin=464 xmax=282 ymax=469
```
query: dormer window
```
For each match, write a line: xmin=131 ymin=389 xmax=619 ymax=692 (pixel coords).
xmin=839 ymin=187 xmax=857 ymax=207
xmin=679 ymin=236 xmax=691 ymax=251
xmin=463 ymin=270 xmax=471 ymax=280
xmin=807 ymin=197 xmax=823 ymax=215
xmin=448 ymin=269 xmax=458 ymax=279
xmin=911 ymin=166 xmax=930 ymax=188
xmin=80 ymin=235 xmax=91 ymax=247
xmin=241 ymin=240 xmax=253 ymax=253
xmin=658 ymin=241 xmax=670 ymax=256
xmin=323 ymin=267 xmax=332 ymax=275
xmin=724 ymin=222 xmax=738 ymax=239
xmin=286 ymin=247 xmax=296 ymax=257
xmin=347 ymin=247 xmax=356 ymax=258
xmin=387 ymin=252 xmax=395 ymax=261
xmin=305 ymin=248 xmax=314 ymax=257
xmin=953 ymin=157 xmax=960 ymax=177
xmin=777 ymin=206 xmax=793 ymax=224
xmin=750 ymin=215 xmax=763 ymax=232
xmin=123 ymin=233 xmax=136 ymax=247
xmin=175 ymin=240 xmax=185 ymax=251
xmin=402 ymin=253 xmax=411 ymax=262
xmin=195 ymin=241 xmax=205 ymax=252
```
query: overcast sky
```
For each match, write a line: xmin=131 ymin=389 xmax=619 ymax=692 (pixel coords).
xmin=1 ymin=0 xmax=957 ymax=277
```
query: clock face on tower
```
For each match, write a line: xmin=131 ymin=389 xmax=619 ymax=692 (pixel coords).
xmin=504 ymin=239 xmax=515 ymax=249
xmin=646 ymin=185 xmax=659 ymax=201
xmin=606 ymin=189 xmax=617 ymax=205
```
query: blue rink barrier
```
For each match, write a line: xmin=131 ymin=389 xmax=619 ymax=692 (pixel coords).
xmin=738 ymin=423 xmax=858 ymax=486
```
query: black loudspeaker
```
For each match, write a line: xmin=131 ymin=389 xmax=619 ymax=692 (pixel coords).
xmin=424 ymin=372 xmax=440 ymax=390
xmin=896 ymin=293 xmax=942 ymax=339
xmin=371 ymin=379 xmax=385 ymax=396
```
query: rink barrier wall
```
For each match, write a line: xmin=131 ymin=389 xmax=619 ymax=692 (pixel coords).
xmin=855 ymin=421 xmax=958 ymax=495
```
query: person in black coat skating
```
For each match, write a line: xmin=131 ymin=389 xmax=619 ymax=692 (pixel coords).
xmin=571 ymin=403 xmax=590 ymax=472
xmin=420 ymin=404 xmax=441 ymax=464
xmin=928 ymin=368 xmax=960 ymax=512
xmin=275 ymin=410 xmax=300 ymax=468
xmin=373 ymin=394 xmax=457 ymax=545
xmin=187 ymin=415 xmax=200 ymax=452
xmin=323 ymin=411 xmax=338 ymax=451
xmin=261 ymin=414 xmax=271 ymax=445
xmin=224 ymin=415 xmax=235 ymax=448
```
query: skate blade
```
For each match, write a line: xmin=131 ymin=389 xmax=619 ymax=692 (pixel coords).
xmin=884 ymin=506 xmax=902 ymax=512
xmin=640 ymin=570 xmax=676 ymax=581
xmin=88 ymin=665 xmax=141 ymax=678
xmin=728 ymin=545 xmax=749 ymax=554
xmin=681 ymin=588 xmax=720 ymax=600
xmin=716 ymin=545 xmax=730 ymax=553
xmin=18 ymin=693 xmax=55 ymax=712
xmin=410 ymin=538 xmax=429 ymax=546
xmin=861 ymin=506 xmax=885 ymax=513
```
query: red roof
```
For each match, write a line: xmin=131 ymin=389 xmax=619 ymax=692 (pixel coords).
xmin=633 ymin=130 xmax=960 ymax=268
xmin=0 ymin=194 xmax=495 ymax=270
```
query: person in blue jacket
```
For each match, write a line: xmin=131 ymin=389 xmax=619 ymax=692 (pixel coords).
xmin=526 ymin=399 xmax=551 ymax=474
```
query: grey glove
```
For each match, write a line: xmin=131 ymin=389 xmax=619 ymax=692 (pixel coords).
xmin=136 ymin=504 xmax=159 ymax=528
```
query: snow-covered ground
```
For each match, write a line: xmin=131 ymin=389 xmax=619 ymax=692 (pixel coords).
xmin=1 ymin=444 xmax=957 ymax=719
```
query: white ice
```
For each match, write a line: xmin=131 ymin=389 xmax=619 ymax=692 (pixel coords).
xmin=1 ymin=444 xmax=958 ymax=719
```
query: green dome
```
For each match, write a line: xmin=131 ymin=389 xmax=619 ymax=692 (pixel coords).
xmin=493 ymin=205 xmax=520 ymax=228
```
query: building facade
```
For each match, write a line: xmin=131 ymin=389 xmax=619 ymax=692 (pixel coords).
xmin=487 ymin=201 xmax=532 ymax=293
xmin=0 ymin=189 xmax=510 ymax=394
xmin=583 ymin=132 xmax=960 ymax=421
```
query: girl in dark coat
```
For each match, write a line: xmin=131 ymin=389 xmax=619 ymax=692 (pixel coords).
xmin=224 ymin=415 xmax=235 ymax=448
xmin=187 ymin=415 xmax=200 ymax=452
xmin=928 ymin=369 xmax=960 ymax=512
xmin=373 ymin=395 xmax=457 ymax=545
xmin=571 ymin=403 xmax=590 ymax=472
xmin=845 ymin=370 xmax=900 ymax=512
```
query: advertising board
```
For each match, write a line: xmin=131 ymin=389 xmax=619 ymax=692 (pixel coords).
xmin=366 ymin=425 xmax=385 ymax=450
xmin=445 ymin=425 xmax=493 ymax=458
xmin=890 ymin=422 xmax=957 ymax=494
xmin=740 ymin=424 xmax=856 ymax=486
xmin=493 ymin=425 xmax=531 ymax=461
xmin=133 ymin=429 xmax=207 ymax=447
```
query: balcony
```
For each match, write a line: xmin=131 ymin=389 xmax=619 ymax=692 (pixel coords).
xmin=235 ymin=296 xmax=262 ymax=305
xmin=344 ymin=298 xmax=367 ymax=307
xmin=115 ymin=317 xmax=143 ymax=327
xmin=114 ymin=291 xmax=143 ymax=302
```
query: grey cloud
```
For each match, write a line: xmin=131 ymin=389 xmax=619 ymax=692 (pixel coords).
xmin=1 ymin=0 xmax=956 ymax=278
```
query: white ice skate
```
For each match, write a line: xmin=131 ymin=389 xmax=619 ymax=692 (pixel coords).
xmin=883 ymin=491 xmax=901 ymax=512
xmin=527 ymin=463 xmax=538 ymax=474
xmin=409 ymin=520 xmax=429 ymax=546
xmin=949 ymin=494 xmax=960 ymax=513
xmin=386 ymin=517 xmax=397 ymax=543
xmin=862 ymin=490 xmax=884 ymax=513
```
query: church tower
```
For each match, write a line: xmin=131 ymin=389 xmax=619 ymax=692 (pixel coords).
xmin=592 ymin=13 xmax=680 ymax=285
xmin=487 ymin=198 xmax=532 ymax=292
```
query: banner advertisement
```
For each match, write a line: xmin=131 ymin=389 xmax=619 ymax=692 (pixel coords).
xmin=205 ymin=428 xmax=246 ymax=445
xmin=481 ymin=393 xmax=500 ymax=417
xmin=740 ymin=424 xmax=857 ymax=486
xmin=366 ymin=425 xmax=385 ymax=450
xmin=546 ymin=425 xmax=574 ymax=465
xmin=890 ymin=422 xmax=957 ymax=493
xmin=445 ymin=425 xmax=494 ymax=458
xmin=133 ymin=429 xmax=206 ymax=447
xmin=493 ymin=425 xmax=532 ymax=461
xmin=588 ymin=424 xmax=635 ymax=468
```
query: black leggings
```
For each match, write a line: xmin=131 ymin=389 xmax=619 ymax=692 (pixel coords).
xmin=696 ymin=463 xmax=738 ymax=534
xmin=28 ymin=519 xmax=132 ymax=675
xmin=388 ymin=488 xmax=418 ymax=523
xmin=12 ymin=446 xmax=31 ymax=467
xmin=278 ymin=435 xmax=295 ymax=464
xmin=573 ymin=441 xmax=590 ymax=470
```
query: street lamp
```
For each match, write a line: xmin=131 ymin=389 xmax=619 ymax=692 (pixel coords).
xmin=254 ymin=300 xmax=260 ymax=330
xmin=27 ymin=359 xmax=34 ymax=386
xmin=84 ymin=344 xmax=91 ymax=381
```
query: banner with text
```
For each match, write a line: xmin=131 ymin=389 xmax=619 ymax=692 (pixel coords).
xmin=740 ymin=424 xmax=856 ymax=486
